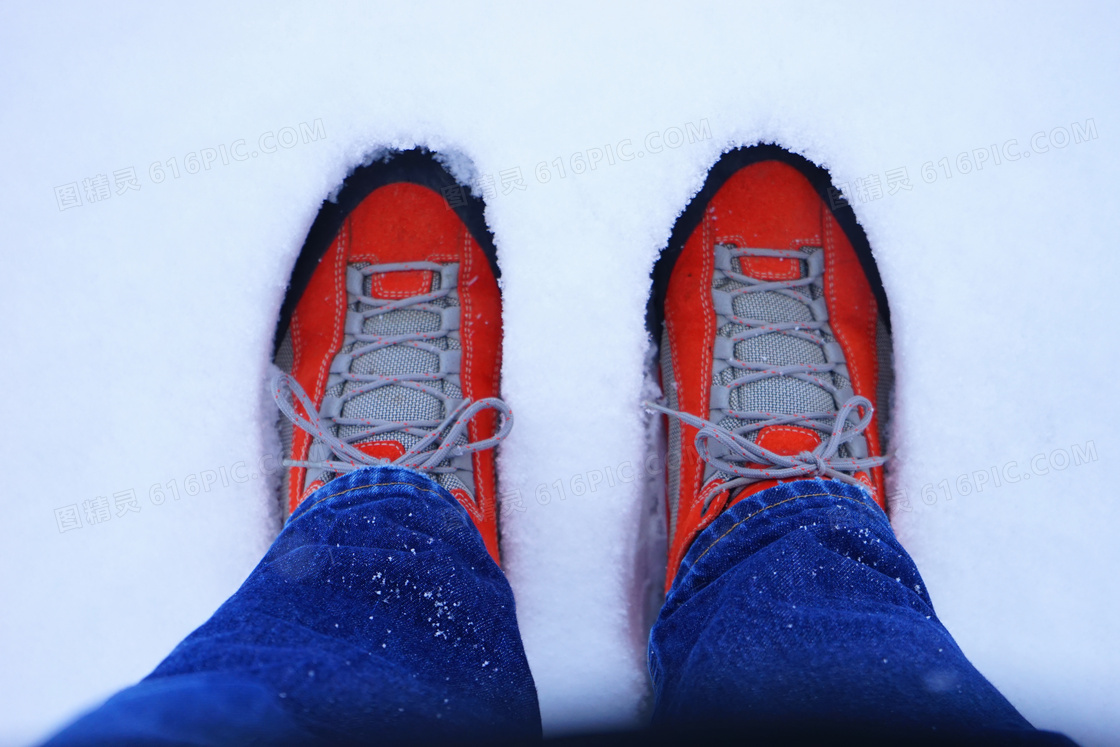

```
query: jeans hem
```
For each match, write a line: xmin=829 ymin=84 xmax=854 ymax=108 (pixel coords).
xmin=287 ymin=465 xmax=452 ymax=525
xmin=675 ymin=478 xmax=888 ymax=591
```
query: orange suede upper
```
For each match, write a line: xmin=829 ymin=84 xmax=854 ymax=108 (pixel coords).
xmin=285 ymin=182 xmax=504 ymax=562
xmin=663 ymin=160 xmax=885 ymax=589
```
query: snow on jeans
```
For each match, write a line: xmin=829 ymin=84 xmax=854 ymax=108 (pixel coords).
xmin=46 ymin=467 xmax=1063 ymax=744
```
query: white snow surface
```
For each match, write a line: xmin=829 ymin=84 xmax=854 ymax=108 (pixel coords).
xmin=2 ymin=2 xmax=1119 ymax=744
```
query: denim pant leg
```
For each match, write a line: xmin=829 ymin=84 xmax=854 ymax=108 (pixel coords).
xmin=46 ymin=466 xmax=541 ymax=745
xmin=649 ymin=478 xmax=1065 ymax=740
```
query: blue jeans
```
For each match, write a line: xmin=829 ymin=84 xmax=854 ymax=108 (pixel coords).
xmin=46 ymin=468 xmax=1069 ymax=744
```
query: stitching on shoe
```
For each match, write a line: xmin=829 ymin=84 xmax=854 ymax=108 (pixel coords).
xmin=695 ymin=211 xmax=715 ymax=508
xmin=757 ymin=424 xmax=820 ymax=443
xmin=823 ymin=212 xmax=877 ymax=503
xmin=459 ymin=224 xmax=486 ymax=514
xmin=785 ymin=235 xmax=819 ymax=250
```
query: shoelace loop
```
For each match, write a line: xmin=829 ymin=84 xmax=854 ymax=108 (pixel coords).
xmin=272 ymin=368 xmax=513 ymax=475
xmin=644 ymin=395 xmax=886 ymax=489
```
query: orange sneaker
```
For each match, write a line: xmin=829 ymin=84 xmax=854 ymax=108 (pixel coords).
xmin=270 ymin=150 xmax=510 ymax=562
xmin=647 ymin=146 xmax=893 ymax=589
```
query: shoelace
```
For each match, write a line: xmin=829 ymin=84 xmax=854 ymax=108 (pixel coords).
xmin=645 ymin=245 xmax=886 ymax=492
xmin=645 ymin=396 xmax=884 ymax=491
xmin=272 ymin=260 xmax=513 ymax=478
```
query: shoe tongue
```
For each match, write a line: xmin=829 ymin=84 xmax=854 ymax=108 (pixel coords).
xmin=721 ymin=247 xmax=840 ymax=417
xmin=753 ymin=425 xmax=821 ymax=458
xmin=336 ymin=265 xmax=448 ymax=457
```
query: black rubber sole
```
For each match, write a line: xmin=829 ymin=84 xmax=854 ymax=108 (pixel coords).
xmin=646 ymin=145 xmax=891 ymax=344
xmin=273 ymin=148 xmax=499 ymax=356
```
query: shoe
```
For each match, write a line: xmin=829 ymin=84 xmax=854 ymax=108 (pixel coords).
xmin=270 ymin=149 xmax=511 ymax=562
xmin=647 ymin=146 xmax=893 ymax=588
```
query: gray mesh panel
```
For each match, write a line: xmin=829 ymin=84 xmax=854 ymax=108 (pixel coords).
xmin=276 ymin=332 xmax=296 ymax=509
xmin=661 ymin=326 xmax=683 ymax=542
xmin=350 ymin=345 xmax=439 ymax=377
xmin=275 ymin=334 xmax=294 ymax=374
xmin=729 ymin=289 xmax=813 ymax=324
xmin=727 ymin=329 xmax=826 ymax=368
xmin=358 ymin=308 xmax=441 ymax=338
xmin=728 ymin=377 xmax=836 ymax=415
xmin=712 ymin=243 xmax=844 ymax=444
xmin=340 ymin=386 xmax=442 ymax=430
xmin=876 ymin=316 xmax=893 ymax=454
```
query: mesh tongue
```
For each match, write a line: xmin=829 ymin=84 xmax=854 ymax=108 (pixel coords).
xmin=333 ymin=266 xmax=460 ymax=449
xmin=714 ymin=247 xmax=841 ymax=431
xmin=313 ymin=263 xmax=471 ymax=496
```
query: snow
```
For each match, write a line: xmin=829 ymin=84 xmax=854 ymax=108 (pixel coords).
xmin=1 ymin=2 xmax=1118 ymax=744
